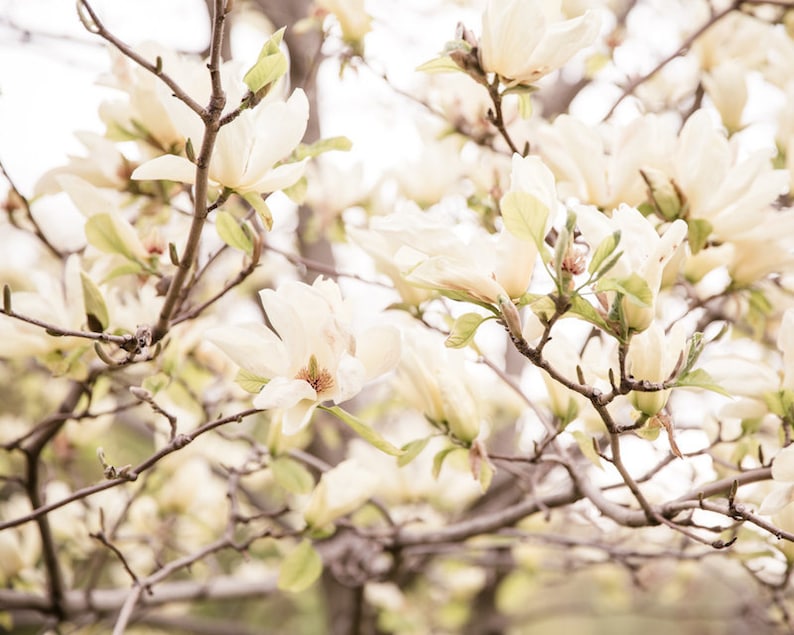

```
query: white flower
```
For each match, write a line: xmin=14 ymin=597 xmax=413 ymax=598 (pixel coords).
xmin=479 ymin=0 xmax=601 ymax=86
xmin=575 ymin=204 xmax=687 ymax=332
xmin=132 ymin=89 xmax=309 ymax=195
xmin=317 ymin=0 xmax=372 ymax=45
xmin=626 ymin=322 xmax=686 ymax=416
xmin=760 ymin=444 xmax=794 ymax=518
xmin=206 ymin=278 xmax=400 ymax=434
xmin=303 ymin=459 xmax=380 ymax=529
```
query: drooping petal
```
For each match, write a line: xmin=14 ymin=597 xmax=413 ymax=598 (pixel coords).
xmin=254 ymin=377 xmax=317 ymax=410
xmin=131 ymin=155 xmax=197 ymax=184
xmin=281 ymin=399 xmax=321 ymax=435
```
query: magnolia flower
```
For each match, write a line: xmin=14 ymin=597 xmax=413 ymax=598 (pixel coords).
xmin=626 ymin=322 xmax=687 ymax=416
xmin=479 ymin=0 xmax=601 ymax=86
xmin=132 ymin=89 xmax=309 ymax=196
xmin=536 ymin=114 xmax=677 ymax=210
xmin=760 ymin=444 xmax=794 ymax=523
xmin=575 ymin=204 xmax=687 ymax=332
xmin=206 ymin=278 xmax=400 ymax=434
xmin=303 ymin=459 xmax=380 ymax=529
xmin=395 ymin=328 xmax=482 ymax=443
xmin=316 ymin=0 xmax=372 ymax=45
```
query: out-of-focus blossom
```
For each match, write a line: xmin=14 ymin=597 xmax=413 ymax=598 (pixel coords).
xmin=702 ymin=61 xmax=747 ymax=133
xmin=303 ymin=458 xmax=380 ymax=529
xmin=317 ymin=0 xmax=372 ymax=46
xmin=536 ymin=114 xmax=676 ymax=210
xmin=479 ymin=0 xmax=601 ymax=86
xmin=206 ymin=278 xmax=400 ymax=434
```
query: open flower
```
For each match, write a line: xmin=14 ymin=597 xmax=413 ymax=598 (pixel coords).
xmin=132 ymin=89 xmax=309 ymax=196
xmin=479 ymin=0 xmax=601 ymax=86
xmin=206 ymin=278 xmax=400 ymax=434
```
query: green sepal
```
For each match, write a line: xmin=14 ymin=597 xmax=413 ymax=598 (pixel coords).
xmin=215 ymin=210 xmax=254 ymax=255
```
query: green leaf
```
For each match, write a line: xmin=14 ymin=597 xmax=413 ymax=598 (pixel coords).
xmin=282 ymin=176 xmax=307 ymax=204
xmin=271 ymin=456 xmax=315 ymax=494
xmin=215 ymin=210 xmax=253 ymax=255
xmin=277 ymin=539 xmax=322 ymax=593
xmin=567 ymin=295 xmax=611 ymax=332
xmin=526 ymin=294 xmax=556 ymax=323
xmin=101 ymin=262 xmax=144 ymax=283
xmin=294 ymin=136 xmax=353 ymax=161
xmin=596 ymin=273 xmax=652 ymax=307
xmin=679 ymin=332 xmax=704 ymax=377
xmin=80 ymin=272 xmax=109 ymax=331
xmin=445 ymin=312 xmax=489 ymax=348
xmin=477 ymin=458 xmax=494 ymax=492
xmin=84 ymin=213 xmax=145 ymax=261
xmin=687 ymin=218 xmax=712 ymax=255
xmin=235 ymin=368 xmax=269 ymax=394
xmin=416 ymin=55 xmax=462 ymax=74
xmin=142 ymin=372 xmax=170 ymax=395
xmin=675 ymin=368 xmax=731 ymax=396
xmin=432 ymin=446 xmax=460 ymax=479
xmin=242 ymin=192 xmax=273 ymax=231
xmin=321 ymin=406 xmax=403 ymax=456
xmin=243 ymin=27 xmax=288 ymax=94
xmin=588 ymin=231 xmax=621 ymax=276
xmin=571 ymin=431 xmax=603 ymax=469
xmin=499 ymin=191 xmax=549 ymax=250
xmin=398 ymin=437 xmax=431 ymax=467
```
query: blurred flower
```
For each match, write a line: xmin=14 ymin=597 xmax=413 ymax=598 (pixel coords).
xmin=206 ymin=278 xmax=400 ymax=434
xmin=317 ymin=0 xmax=372 ymax=46
xmin=303 ymin=458 xmax=380 ymax=528
xmin=479 ymin=0 xmax=601 ymax=86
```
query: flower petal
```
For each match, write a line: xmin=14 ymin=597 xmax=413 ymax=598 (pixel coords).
xmin=132 ymin=155 xmax=197 ymax=184
xmin=205 ymin=323 xmax=289 ymax=377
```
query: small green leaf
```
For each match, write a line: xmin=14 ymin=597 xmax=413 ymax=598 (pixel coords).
xmin=687 ymin=218 xmax=712 ymax=255
xmin=416 ymin=55 xmax=462 ymax=74
xmin=242 ymin=192 xmax=273 ymax=231
xmin=277 ymin=539 xmax=322 ymax=593
xmin=477 ymin=458 xmax=494 ymax=492
xmin=243 ymin=27 xmax=288 ymax=94
xmin=588 ymin=231 xmax=621 ymax=276
xmin=142 ymin=372 xmax=170 ymax=395
xmin=526 ymin=294 xmax=557 ymax=323
xmin=215 ymin=210 xmax=253 ymax=255
xmin=282 ymin=177 xmax=307 ymax=204
xmin=271 ymin=456 xmax=315 ymax=494
xmin=432 ymin=446 xmax=460 ymax=479
xmin=80 ymin=272 xmax=109 ymax=331
xmin=571 ymin=430 xmax=603 ymax=469
xmin=675 ymin=368 xmax=730 ymax=396
xmin=235 ymin=368 xmax=269 ymax=394
xmin=294 ymin=136 xmax=353 ymax=161
xmin=567 ymin=295 xmax=611 ymax=333
xmin=445 ymin=312 xmax=488 ymax=348
xmin=397 ymin=437 xmax=431 ymax=467
xmin=101 ymin=262 xmax=145 ymax=283
xmin=596 ymin=273 xmax=653 ymax=307
xmin=499 ymin=191 xmax=549 ymax=249
xmin=321 ymin=406 xmax=403 ymax=456
xmin=84 ymin=213 xmax=146 ymax=261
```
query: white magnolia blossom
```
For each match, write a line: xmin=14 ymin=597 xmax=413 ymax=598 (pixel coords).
xmin=626 ymin=322 xmax=687 ymax=416
xmin=316 ymin=0 xmax=372 ymax=44
xmin=303 ymin=458 xmax=380 ymax=529
xmin=130 ymin=47 xmax=309 ymax=196
xmin=536 ymin=114 xmax=677 ymax=210
xmin=206 ymin=278 xmax=400 ymax=434
xmin=575 ymin=204 xmax=687 ymax=332
xmin=395 ymin=327 xmax=482 ymax=443
xmin=479 ymin=0 xmax=601 ymax=86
